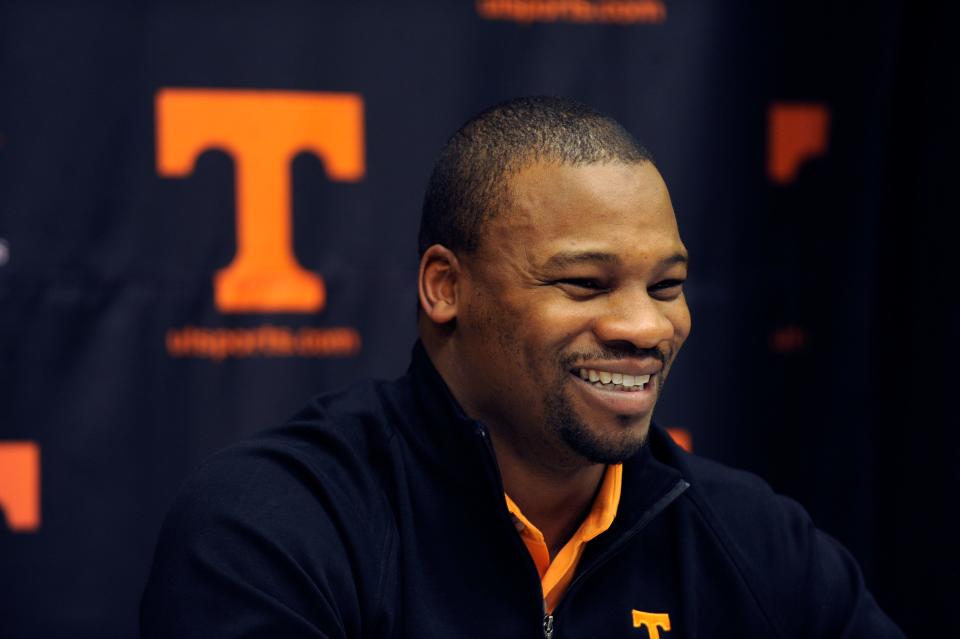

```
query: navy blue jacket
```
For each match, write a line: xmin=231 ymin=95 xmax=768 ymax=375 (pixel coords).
xmin=141 ymin=343 xmax=904 ymax=638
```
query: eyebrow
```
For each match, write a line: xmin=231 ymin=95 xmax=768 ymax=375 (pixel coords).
xmin=542 ymin=250 xmax=689 ymax=269
xmin=543 ymin=251 xmax=622 ymax=269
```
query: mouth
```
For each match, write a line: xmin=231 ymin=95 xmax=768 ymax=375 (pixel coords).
xmin=566 ymin=366 xmax=660 ymax=417
xmin=572 ymin=367 xmax=650 ymax=392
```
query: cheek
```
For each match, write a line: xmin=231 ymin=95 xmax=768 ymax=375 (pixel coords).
xmin=669 ymin=300 xmax=692 ymax=350
xmin=463 ymin=292 xmax=525 ymax=363
xmin=530 ymin=299 xmax=597 ymax=345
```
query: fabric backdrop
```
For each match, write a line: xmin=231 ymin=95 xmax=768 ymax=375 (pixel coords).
xmin=1 ymin=1 xmax=956 ymax=636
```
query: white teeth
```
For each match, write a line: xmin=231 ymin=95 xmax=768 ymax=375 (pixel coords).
xmin=577 ymin=369 xmax=653 ymax=390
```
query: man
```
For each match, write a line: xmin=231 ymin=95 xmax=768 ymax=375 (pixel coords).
xmin=141 ymin=97 xmax=904 ymax=637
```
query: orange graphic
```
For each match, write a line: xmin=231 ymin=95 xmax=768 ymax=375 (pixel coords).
xmin=767 ymin=103 xmax=830 ymax=185
xmin=665 ymin=427 xmax=692 ymax=452
xmin=166 ymin=325 xmax=362 ymax=361
xmin=632 ymin=610 xmax=671 ymax=638
xmin=477 ymin=0 xmax=666 ymax=24
xmin=0 ymin=442 xmax=41 ymax=532
xmin=156 ymin=89 xmax=365 ymax=313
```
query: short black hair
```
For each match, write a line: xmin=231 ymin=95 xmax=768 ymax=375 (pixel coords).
xmin=418 ymin=96 xmax=653 ymax=257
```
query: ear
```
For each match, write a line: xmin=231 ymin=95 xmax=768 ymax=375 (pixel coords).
xmin=418 ymin=244 xmax=461 ymax=325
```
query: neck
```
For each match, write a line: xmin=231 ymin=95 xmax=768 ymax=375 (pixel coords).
xmin=490 ymin=429 xmax=605 ymax=557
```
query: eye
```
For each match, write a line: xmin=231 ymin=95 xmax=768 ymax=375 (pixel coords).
xmin=552 ymin=278 xmax=610 ymax=297
xmin=649 ymin=279 xmax=685 ymax=299
xmin=558 ymin=278 xmax=604 ymax=290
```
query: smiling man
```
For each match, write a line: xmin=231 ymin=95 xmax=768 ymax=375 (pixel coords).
xmin=142 ymin=97 xmax=904 ymax=638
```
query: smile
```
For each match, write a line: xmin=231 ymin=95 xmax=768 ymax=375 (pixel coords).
xmin=574 ymin=368 xmax=650 ymax=392
xmin=567 ymin=366 xmax=658 ymax=416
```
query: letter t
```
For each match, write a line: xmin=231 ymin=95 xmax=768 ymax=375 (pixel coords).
xmin=156 ymin=89 xmax=364 ymax=313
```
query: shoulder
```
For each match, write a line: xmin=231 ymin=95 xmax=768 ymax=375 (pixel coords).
xmin=142 ymin=378 xmax=406 ymax=637
xmin=648 ymin=426 xmax=904 ymax=638
xmin=677 ymin=446 xmax=808 ymax=537
xmin=668 ymin=442 xmax=819 ymax=616
xmin=170 ymin=377 xmax=406 ymax=538
xmin=649 ymin=426 xmax=807 ymax=540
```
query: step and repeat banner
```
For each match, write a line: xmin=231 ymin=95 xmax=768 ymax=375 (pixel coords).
xmin=1 ymin=1 xmax=954 ymax=636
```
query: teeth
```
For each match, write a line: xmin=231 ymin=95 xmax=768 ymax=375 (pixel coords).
xmin=576 ymin=369 xmax=653 ymax=390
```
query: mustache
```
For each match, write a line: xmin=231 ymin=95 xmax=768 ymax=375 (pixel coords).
xmin=561 ymin=344 xmax=668 ymax=368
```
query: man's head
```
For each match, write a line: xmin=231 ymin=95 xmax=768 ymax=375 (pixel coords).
xmin=418 ymin=97 xmax=652 ymax=257
xmin=418 ymin=97 xmax=690 ymax=472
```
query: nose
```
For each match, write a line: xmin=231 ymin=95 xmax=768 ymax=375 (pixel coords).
xmin=592 ymin=286 xmax=676 ymax=352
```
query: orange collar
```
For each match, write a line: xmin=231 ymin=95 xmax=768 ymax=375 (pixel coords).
xmin=505 ymin=464 xmax=623 ymax=612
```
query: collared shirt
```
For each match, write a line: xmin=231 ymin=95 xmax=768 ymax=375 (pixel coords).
xmin=505 ymin=463 xmax=623 ymax=613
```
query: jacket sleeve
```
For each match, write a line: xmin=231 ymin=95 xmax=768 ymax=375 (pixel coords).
xmin=686 ymin=454 xmax=906 ymax=639
xmin=801 ymin=523 xmax=905 ymax=639
xmin=732 ymin=485 xmax=906 ymax=638
xmin=140 ymin=443 xmax=391 ymax=639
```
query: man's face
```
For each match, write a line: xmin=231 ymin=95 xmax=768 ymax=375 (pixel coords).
xmin=454 ymin=160 xmax=690 ymax=469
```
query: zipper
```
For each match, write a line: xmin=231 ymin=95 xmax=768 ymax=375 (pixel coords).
xmin=542 ymin=610 xmax=555 ymax=639
xmin=473 ymin=425 xmax=549 ymax=636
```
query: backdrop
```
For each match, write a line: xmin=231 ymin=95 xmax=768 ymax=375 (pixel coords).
xmin=1 ymin=1 xmax=957 ymax=637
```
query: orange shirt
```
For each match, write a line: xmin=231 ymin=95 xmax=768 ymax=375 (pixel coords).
xmin=504 ymin=464 xmax=623 ymax=613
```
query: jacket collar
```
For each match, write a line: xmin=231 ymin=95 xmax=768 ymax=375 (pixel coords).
xmin=399 ymin=340 xmax=493 ymax=482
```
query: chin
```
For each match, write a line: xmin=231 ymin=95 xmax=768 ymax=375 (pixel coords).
xmin=545 ymin=382 xmax=654 ymax=464
xmin=558 ymin=419 xmax=651 ymax=465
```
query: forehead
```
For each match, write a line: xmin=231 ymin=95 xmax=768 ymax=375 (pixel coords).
xmin=480 ymin=161 xmax=683 ymax=265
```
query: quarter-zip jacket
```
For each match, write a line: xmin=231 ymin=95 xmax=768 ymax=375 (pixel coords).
xmin=141 ymin=343 xmax=904 ymax=638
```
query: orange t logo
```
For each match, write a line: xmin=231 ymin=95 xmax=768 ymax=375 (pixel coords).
xmin=767 ymin=102 xmax=830 ymax=185
xmin=0 ymin=442 xmax=41 ymax=532
xmin=632 ymin=610 xmax=671 ymax=638
xmin=156 ymin=89 xmax=365 ymax=313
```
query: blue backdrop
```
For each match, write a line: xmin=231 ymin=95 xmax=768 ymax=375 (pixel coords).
xmin=1 ymin=1 xmax=956 ymax=636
